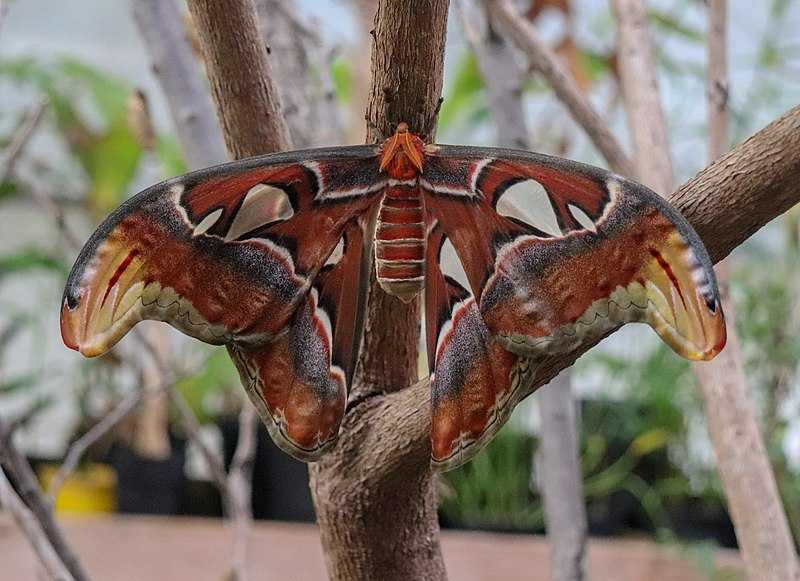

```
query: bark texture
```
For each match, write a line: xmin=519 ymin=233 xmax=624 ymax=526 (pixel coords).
xmin=353 ymin=0 xmax=449 ymax=395
xmin=186 ymin=0 xmax=291 ymax=158
xmin=310 ymin=2 xmax=450 ymax=580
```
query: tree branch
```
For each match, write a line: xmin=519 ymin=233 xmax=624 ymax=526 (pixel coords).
xmin=132 ymin=0 xmax=228 ymax=168
xmin=0 ymin=419 xmax=89 ymax=581
xmin=536 ymin=372 xmax=587 ymax=581
xmin=691 ymin=3 xmax=800 ymax=579
xmin=254 ymin=0 xmax=343 ymax=148
xmin=186 ymin=0 xmax=291 ymax=158
xmin=612 ymin=3 xmax=799 ymax=578
xmin=610 ymin=0 xmax=673 ymax=192
xmin=457 ymin=0 xmax=528 ymax=149
xmin=0 ymin=465 xmax=75 ymax=581
xmin=489 ymin=0 xmax=635 ymax=177
xmin=354 ymin=0 xmax=449 ymax=396
xmin=1 ymin=99 xmax=48 ymax=184
xmin=226 ymin=405 xmax=258 ymax=581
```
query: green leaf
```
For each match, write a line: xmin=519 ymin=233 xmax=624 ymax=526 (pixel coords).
xmin=175 ymin=348 xmax=239 ymax=424
xmin=330 ymin=57 xmax=352 ymax=104
xmin=156 ymin=135 xmax=187 ymax=177
xmin=0 ymin=373 xmax=38 ymax=394
xmin=439 ymin=53 xmax=485 ymax=130
xmin=0 ymin=247 xmax=67 ymax=282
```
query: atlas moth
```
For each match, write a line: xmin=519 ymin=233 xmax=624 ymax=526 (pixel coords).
xmin=61 ymin=123 xmax=725 ymax=470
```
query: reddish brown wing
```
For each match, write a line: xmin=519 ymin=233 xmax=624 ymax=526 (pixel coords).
xmin=425 ymin=223 xmax=521 ymax=469
xmin=60 ymin=146 xmax=382 ymax=460
xmin=227 ymin=216 xmax=374 ymax=459
xmin=422 ymin=145 xmax=725 ymax=469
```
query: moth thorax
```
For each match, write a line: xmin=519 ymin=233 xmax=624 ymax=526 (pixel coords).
xmin=374 ymin=185 xmax=426 ymax=302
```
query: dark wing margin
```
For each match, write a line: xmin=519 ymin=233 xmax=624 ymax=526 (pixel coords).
xmin=61 ymin=146 xmax=381 ymax=460
xmin=422 ymin=144 xmax=725 ymax=469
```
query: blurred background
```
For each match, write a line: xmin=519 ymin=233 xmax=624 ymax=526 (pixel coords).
xmin=1 ymin=0 xmax=799 ymax=579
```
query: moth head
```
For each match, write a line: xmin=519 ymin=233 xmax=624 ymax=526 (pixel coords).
xmin=379 ymin=121 xmax=425 ymax=178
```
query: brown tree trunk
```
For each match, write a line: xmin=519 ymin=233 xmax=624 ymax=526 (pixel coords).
xmin=309 ymin=2 xmax=450 ymax=579
xmin=186 ymin=0 xmax=291 ymax=158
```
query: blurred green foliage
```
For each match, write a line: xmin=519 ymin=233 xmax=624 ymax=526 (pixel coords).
xmin=0 ymin=57 xmax=227 ymax=438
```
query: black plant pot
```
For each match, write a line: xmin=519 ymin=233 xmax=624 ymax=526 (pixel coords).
xmin=111 ymin=436 xmax=187 ymax=515
xmin=219 ymin=417 xmax=315 ymax=522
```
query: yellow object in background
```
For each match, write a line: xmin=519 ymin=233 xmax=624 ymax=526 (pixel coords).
xmin=38 ymin=463 xmax=117 ymax=514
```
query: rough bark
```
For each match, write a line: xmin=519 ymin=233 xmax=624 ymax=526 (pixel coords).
xmin=490 ymin=0 xmax=634 ymax=177
xmin=186 ymin=0 xmax=291 ymax=158
xmin=459 ymin=4 xmax=588 ymax=579
xmin=351 ymin=0 xmax=448 ymax=396
xmin=309 ymin=2 xmax=450 ymax=580
xmin=132 ymin=0 xmax=228 ymax=168
xmin=610 ymin=0 xmax=674 ymax=192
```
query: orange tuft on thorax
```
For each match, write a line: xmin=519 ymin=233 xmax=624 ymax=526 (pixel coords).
xmin=378 ymin=122 xmax=426 ymax=179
